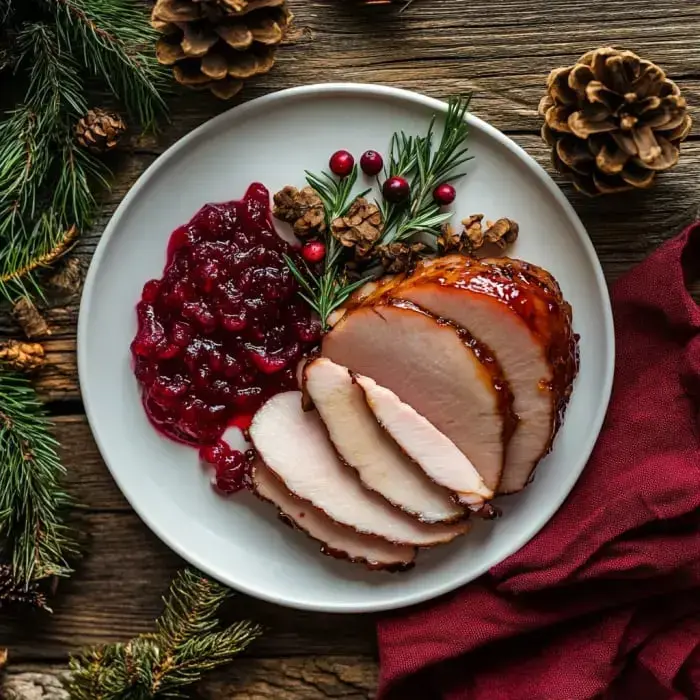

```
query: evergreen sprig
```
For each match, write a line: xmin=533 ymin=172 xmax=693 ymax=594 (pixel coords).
xmin=0 ymin=0 xmax=168 ymax=300
xmin=378 ymin=94 xmax=473 ymax=245
xmin=0 ymin=369 xmax=77 ymax=585
xmin=66 ymin=569 xmax=263 ymax=699
xmin=284 ymin=165 xmax=372 ymax=328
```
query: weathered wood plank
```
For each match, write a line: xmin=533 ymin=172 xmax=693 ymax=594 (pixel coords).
xmin=1 ymin=657 xmax=378 ymax=699
xmin=0 ymin=510 xmax=377 ymax=659
xmin=1 ymin=0 xmax=700 ymax=678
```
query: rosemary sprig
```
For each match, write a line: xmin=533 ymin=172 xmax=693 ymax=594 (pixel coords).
xmin=378 ymin=94 xmax=473 ymax=246
xmin=285 ymin=165 xmax=371 ymax=329
xmin=284 ymin=95 xmax=472 ymax=329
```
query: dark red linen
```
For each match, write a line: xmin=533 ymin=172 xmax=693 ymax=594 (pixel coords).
xmin=378 ymin=223 xmax=700 ymax=700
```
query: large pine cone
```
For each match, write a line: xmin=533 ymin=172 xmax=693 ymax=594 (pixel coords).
xmin=539 ymin=47 xmax=692 ymax=196
xmin=152 ymin=0 xmax=291 ymax=100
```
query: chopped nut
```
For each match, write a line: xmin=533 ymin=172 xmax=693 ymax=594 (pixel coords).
xmin=0 ymin=340 xmax=45 ymax=372
xmin=331 ymin=198 xmax=383 ymax=258
xmin=438 ymin=214 xmax=518 ymax=257
xmin=484 ymin=218 xmax=519 ymax=250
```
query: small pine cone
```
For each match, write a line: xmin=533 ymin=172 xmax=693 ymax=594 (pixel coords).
xmin=0 ymin=564 xmax=48 ymax=612
xmin=375 ymin=242 xmax=427 ymax=274
xmin=539 ymin=47 xmax=692 ymax=196
xmin=331 ymin=198 xmax=383 ymax=258
xmin=152 ymin=0 xmax=292 ymax=100
xmin=47 ymin=257 xmax=83 ymax=297
xmin=13 ymin=298 xmax=50 ymax=339
xmin=273 ymin=186 xmax=326 ymax=238
xmin=0 ymin=340 xmax=46 ymax=373
xmin=75 ymin=109 xmax=127 ymax=154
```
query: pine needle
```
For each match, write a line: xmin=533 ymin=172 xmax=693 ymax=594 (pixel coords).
xmin=0 ymin=1 xmax=168 ymax=300
xmin=0 ymin=369 xmax=77 ymax=584
xmin=378 ymin=94 xmax=473 ymax=246
xmin=51 ymin=0 xmax=170 ymax=130
xmin=67 ymin=569 xmax=263 ymax=699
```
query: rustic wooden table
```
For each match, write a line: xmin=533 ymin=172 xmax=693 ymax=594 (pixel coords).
xmin=2 ymin=1 xmax=699 ymax=697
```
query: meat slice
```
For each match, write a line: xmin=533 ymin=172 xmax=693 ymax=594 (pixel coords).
xmin=354 ymin=374 xmax=493 ymax=508
xmin=385 ymin=255 xmax=578 ymax=493
xmin=303 ymin=358 xmax=464 ymax=524
xmin=252 ymin=461 xmax=416 ymax=570
xmin=249 ymin=392 xmax=469 ymax=546
xmin=322 ymin=300 xmax=516 ymax=491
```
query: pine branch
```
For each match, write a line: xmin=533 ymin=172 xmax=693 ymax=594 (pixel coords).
xmin=66 ymin=569 xmax=263 ymax=699
xmin=50 ymin=0 xmax=169 ymax=130
xmin=0 ymin=369 xmax=77 ymax=585
xmin=0 ymin=22 xmax=107 ymax=301
xmin=378 ymin=94 xmax=473 ymax=246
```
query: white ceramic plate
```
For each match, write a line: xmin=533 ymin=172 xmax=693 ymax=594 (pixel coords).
xmin=78 ymin=84 xmax=614 ymax=613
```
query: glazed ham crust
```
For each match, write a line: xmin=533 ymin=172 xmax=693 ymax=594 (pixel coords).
xmin=372 ymin=255 xmax=579 ymax=493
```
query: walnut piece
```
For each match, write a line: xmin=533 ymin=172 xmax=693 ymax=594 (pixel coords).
xmin=0 ymin=340 xmax=45 ymax=372
xmin=331 ymin=197 xmax=383 ymax=258
xmin=437 ymin=214 xmax=519 ymax=257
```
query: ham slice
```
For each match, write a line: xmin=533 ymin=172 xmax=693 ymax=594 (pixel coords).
xmin=303 ymin=358 xmax=465 ymax=524
xmin=252 ymin=461 xmax=416 ymax=570
xmin=249 ymin=391 xmax=469 ymax=546
xmin=322 ymin=300 xmax=516 ymax=491
xmin=383 ymin=255 xmax=578 ymax=493
xmin=354 ymin=374 xmax=493 ymax=508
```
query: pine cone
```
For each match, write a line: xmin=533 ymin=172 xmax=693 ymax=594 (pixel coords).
xmin=0 ymin=564 xmax=48 ymax=612
xmin=539 ymin=47 xmax=692 ymax=196
xmin=47 ymin=257 xmax=83 ymax=297
xmin=13 ymin=298 xmax=50 ymax=339
xmin=331 ymin=198 xmax=383 ymax=258
xmin=75 ymin=109 xmax=127 ymax=154
xmin=375 ymin=242 xmax=427 ymax=273
xmin=152 ymin=0 xmax=291 ymax=100
xmin=273 ymin=186 xmax=326 ymax=238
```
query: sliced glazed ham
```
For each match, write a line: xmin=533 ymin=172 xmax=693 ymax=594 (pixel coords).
xmin=322 ymin=300 xmax=516 ymax=491
xmin=379 ymin=255 xmax=578 ymax=494
xmin=303 ymin=358 xmax=465 ymax=524
xmin=252 ymin=461 xmax=416 ymax=570
xmin=354 ymin=374 xmax=493 ymax=508
xmin=249 ymin=391 xmax=470 ymax=546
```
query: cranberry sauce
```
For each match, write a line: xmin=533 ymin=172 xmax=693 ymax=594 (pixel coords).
xmin=131 ymin=183 xmax=320 ymax=446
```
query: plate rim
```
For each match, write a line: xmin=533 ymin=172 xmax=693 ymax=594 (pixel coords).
xmin=77 ymin=82 xmax=615 ymax=613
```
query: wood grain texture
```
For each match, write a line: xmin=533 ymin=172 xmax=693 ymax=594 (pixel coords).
xmin=1 ymin=0 xmax=700 ymax=693
xmin=1 ymin=658 xmax=378 ymax=699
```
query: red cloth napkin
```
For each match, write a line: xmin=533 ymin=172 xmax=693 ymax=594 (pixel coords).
xmin=377 ymin=223 xmax=700 ymax=700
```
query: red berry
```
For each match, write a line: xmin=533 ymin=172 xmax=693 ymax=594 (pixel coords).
xmin=329 ymin=150 xmax=354 ymax=178
xmin=360 ymin=150 xmax=384 ymax=176
xmin=383 ymin=176 xmax=410 ymax=203
xmin=301 ymin=240 xmax=326 ymax=264
xmin=433 ymin=183 xmax=456 ymax=206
